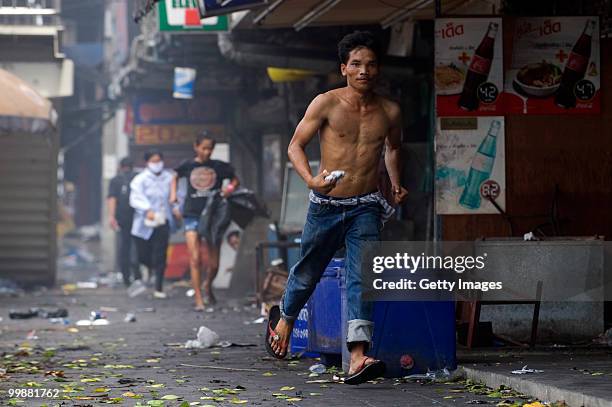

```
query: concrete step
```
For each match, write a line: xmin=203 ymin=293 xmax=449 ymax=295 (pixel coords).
xmin=460 ymin=365 xmax=612 ymax=407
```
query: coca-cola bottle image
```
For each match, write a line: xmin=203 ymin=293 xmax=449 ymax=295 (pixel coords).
xmin=555 ymin=19 xmax=595 ymax=108
xmin=458 ymin=22 xmax=498 ymax=111
xmin=459 ymin=120 xmax=500 ymax=210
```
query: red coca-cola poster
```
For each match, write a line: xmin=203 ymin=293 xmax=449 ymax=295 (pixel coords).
xmin=505 ymin=17 xmax=600 ymax=114
xmin=435 ymin=18 xmax=504 ymax=117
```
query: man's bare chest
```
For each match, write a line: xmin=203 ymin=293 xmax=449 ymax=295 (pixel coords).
xmin=325 ymin=106 xmax=390 ymax=143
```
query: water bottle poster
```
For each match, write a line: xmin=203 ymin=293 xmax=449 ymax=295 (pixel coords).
xmin=435 ymin=18 xmax=504 ymax=117
xmin=435 ymin=117 xmax=506 ymax=215
xmin=505 ymin=17 xmax=600 ymax=114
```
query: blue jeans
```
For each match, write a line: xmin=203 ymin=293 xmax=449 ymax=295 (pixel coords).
xmin=280 ymin=192 xmax=382 ymax=348
xmin=183 ymin=216 xmax=199 ymax=232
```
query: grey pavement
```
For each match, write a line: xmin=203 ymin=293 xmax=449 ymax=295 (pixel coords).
xmin=0 ymin=276 xmax=541 ymax=407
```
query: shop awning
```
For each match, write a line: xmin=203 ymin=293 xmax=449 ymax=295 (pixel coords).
xmin=0 ymin=68 xmax=56 ymax=133
xmin=240 ymin=0 xmax=479 ymax=30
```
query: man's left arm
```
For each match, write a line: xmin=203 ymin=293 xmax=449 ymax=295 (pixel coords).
xmin=384 ymin=102 xmax=408 ymax=205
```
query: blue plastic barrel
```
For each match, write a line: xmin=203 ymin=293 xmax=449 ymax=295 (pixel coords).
xmin=306 ymin=259 xmax=345 ymax=356
xmin=306 ymin=258 xmax=456 ymax=377
xmin=341 ymin=301 xmax=456 ymax=377
xmin=290 ymin=304 xmax=318 ymax=357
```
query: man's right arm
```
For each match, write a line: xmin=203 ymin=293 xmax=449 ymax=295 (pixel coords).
xmin=169 ymin=175 xmax=178 ymax=204
xmin=170 ymin=163 xmax=186 ymax=204
xmin=287 ymin=93 xmax=335 ymax=192
xmin=107 ymin=178 xmax=119 ymax=231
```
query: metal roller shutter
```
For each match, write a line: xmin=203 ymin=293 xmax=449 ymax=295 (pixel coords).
xmin=0 ymin=131 xmax=57 ymax=286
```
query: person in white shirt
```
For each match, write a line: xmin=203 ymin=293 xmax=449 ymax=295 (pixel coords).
xmin=130 ymin=149 xmax=175 ymax=299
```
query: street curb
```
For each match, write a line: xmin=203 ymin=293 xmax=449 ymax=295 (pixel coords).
xmin=459 ymin=366 xmax=610 ymax=407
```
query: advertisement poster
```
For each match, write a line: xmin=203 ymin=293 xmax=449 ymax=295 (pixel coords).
xmin=435 ymin=18 xmax=504 ymax=116
xmin=435 ymin=117 xmax=506 ymax=215
xmin=505 ymin=17 xmax=600 ymax=114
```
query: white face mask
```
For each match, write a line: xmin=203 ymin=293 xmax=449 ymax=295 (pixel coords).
xmin=148 ymin=161 xmax=164 ymax=174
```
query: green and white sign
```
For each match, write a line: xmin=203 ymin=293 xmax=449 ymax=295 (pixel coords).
xmin=158 ymin=0 xmax=228 ymax=32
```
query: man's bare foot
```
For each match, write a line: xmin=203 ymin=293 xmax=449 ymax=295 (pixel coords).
xmin=348 ymin=342 xmax=374 ymax=375
xmin=269 ymin=317 xmax=293 ymax=358
xmin=348 ymin=355 xmax=376 ymax=375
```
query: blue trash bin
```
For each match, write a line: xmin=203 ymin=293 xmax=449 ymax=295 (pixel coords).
xmin=341 ymin=297 xmax=456 ymax=377
xmin=306 ymin=258 xmax=456 ymax=377
xmin=306 ymin=259 xmax=345 ymax=359
xmin=290 ymin=304 xmax=319 ymax=358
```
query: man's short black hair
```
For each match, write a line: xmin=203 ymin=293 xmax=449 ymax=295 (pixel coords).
xmin=119 ymin=157 xmax=133 ymax=169
xmin=144 ymin=149 xmax=163 ymax=162
xmin=195 ymin=130 xmax=216 ymax=147
xmin=338 ymin=31 xmax=381 ymax=65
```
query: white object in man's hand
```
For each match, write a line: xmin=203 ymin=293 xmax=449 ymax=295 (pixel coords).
xmin=324 ymin=170 xmax=345 ymax=183
xmin=308 ymin=170 xmax=336 ymax=194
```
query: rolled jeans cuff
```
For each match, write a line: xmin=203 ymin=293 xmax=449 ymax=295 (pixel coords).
xmin=279 ymin=294 xmax=297 ymax=322
xmin=347 ymin=319 xmax=373 ymax=344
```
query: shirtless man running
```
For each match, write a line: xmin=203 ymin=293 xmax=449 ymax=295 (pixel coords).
xmin=265 ymin=31 xmax=408 ymax=385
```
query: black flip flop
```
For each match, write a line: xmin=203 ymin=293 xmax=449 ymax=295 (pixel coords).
xmin=264 ymin=305 xmax=287 ymax=359
xmin=344 ymin=358 xmax=386 ymax=385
